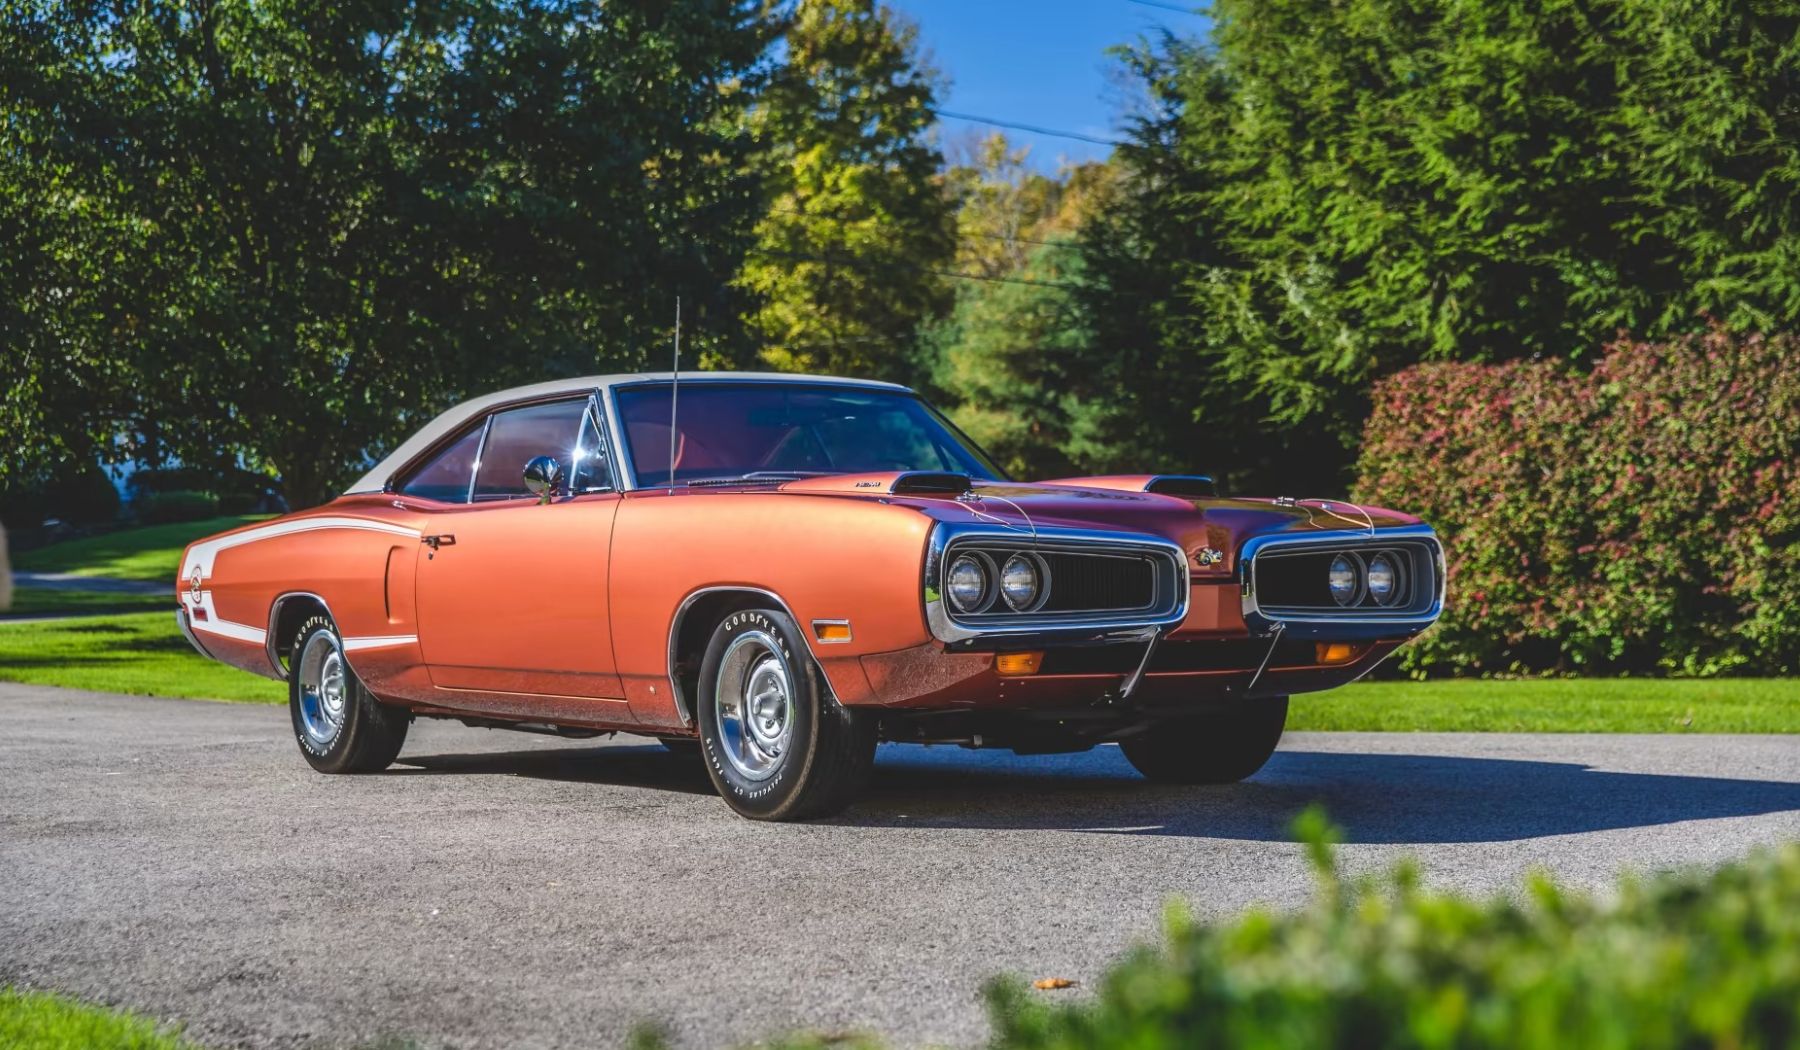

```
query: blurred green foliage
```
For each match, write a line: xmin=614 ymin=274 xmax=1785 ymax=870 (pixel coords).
xmin=990 ymin=811 xmax=1800 ymax=1050
xmin=626 ymin=810 xmax=1800 ymax=1050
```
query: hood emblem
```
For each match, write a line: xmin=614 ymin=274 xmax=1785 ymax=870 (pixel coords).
xmin=1195 ymin=547 xmax=1225 ymax=567
xmin=189 ymin=569 xmax=204 ymax=600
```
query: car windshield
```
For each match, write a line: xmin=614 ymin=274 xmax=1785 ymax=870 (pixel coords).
xmin=615 ymin=383 xmax=1004 ymax=487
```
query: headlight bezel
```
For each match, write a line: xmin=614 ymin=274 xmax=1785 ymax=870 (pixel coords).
xmin=1327 ymin=552 xmax=1366 ymax=608
xmin=945 ymin=551 xmax=996 ymax=614
xmin=926 ymin=525 xmax=1190 ymax=642
xmin=1365 ymin=551 xmax=1404 ymax=607
xmin=999 ymin=552 xmax=1051 ymax=613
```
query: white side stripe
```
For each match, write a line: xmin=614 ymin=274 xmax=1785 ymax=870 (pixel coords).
xmin=181 ymin=516 xmax=422 ymax=580
xmin=190 ymin=617 xmax=267 ymax=644
xmin=182 ymin=589 xmax=416 ymax=653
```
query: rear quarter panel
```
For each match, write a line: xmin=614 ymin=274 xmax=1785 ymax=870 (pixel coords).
xmin=609 ymin=490 xmax=934 ymax=726
xmin=178 ymin=502 xmax=427 ymax=693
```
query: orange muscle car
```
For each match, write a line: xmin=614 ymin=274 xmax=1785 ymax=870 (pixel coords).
xmin=177 ymin=374 xmax=1444 ymax=820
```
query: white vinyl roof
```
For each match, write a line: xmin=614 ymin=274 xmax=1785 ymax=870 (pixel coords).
xmin=344 ymin=372 xmax=912 ymax=495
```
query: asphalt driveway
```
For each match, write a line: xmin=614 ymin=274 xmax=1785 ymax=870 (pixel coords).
xmin=1 ymin=683 xmax=1796 ymax=1048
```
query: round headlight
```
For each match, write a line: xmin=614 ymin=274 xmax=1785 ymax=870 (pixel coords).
xmin=1000 ymin=554 xmax=1046 ymax=611
xmin=1366 ymin=552 xmax=1401 ymax=606
xmin=1328 ymin=553 xmax=1363 ymax=607
xmin=946 ymin=554 xmax=991 ymax=613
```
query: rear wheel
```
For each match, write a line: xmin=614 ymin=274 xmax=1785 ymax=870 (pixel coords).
xmin=695 ymin=608 xmax=876 ymax=821
xmin=288 ymin=616 xmax=409 ymax=774
xmin=1121 ymin=697 xmax=1288 ymax=784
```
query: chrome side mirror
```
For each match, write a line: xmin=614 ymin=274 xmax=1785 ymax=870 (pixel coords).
xmin=523 ymin=456 xmax=563 ymax=503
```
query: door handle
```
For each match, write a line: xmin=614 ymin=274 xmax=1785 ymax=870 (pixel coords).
xmin=422 ymin=534 xmax=456 ymax=550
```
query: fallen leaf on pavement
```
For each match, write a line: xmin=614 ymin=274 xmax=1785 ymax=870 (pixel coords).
xmin=1033 ymin=977 xmax=1077 ymax=990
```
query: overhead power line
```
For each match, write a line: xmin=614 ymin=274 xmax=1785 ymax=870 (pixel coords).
xmin=930 ymin=109 xmax=1127 ymax=149
xmin=1120 ymin=0 xmax=1205 ymax=14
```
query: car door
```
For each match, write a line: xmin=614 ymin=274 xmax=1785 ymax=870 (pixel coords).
xmin=412 ymin=396 xmax=629 ymax=717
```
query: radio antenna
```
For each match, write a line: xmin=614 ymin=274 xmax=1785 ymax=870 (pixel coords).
xmin=667 ymin=296 xmax=681 ymax=491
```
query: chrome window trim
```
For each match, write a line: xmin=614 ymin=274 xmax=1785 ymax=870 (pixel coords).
xmin=924 ymin=522 xmax=1190 ymax=644
xmin=1239 ymin=524 xmax=1446 ymax=638
xmin=665 ymin=585 xmax=828 ymax=728
xmin=605 ymin=378 xmax=1002 ymax=492
xmin=468 ymin=396 xmax=605 ymax=503
xmin=386 ymin=388 xmax=610 ymax=500
xmin=464 ymin=412 xmax=495 ymax=504
xmin=603 ymin=383 xmax=641 ymax=491
xmin=575 ymin=393 xmax=623 ymax=495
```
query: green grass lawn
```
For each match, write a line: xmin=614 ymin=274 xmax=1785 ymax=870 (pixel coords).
xmin=12 ymin=515 xmax=269 ymax=583
xmin=1 ymin=606 xmax=1796 ymax=730
xmin=0 ymin=611 xmax=283 ymax=703
xmin=1294 ymin=676 xmax=1800 ymax=733
xmin=5 ymin=587 xmax=173 ymax=618
xmin=0 ymin=988 xmax=196 ymax=1050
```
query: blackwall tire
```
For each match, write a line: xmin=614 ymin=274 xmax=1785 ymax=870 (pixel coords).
xmin=1121 ymin=696 xmax=1289 ymax=784
xmin=288 ymin=616 xmax=409 ymax=774
xmin=695 ymin=607 xmax=876 ymax=821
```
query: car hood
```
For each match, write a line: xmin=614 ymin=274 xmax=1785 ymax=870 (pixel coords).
xmin=775 ymin=474 xmax=1422 ymax=575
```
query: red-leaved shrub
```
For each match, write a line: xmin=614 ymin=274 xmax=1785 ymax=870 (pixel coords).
xmin=1354 ymin=330 xmax=1800 ymax=676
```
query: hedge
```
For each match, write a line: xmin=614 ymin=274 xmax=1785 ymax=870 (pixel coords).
xmin=639 ymin=812 xmax=1800 ymax=1050
xmin=1354 ymin=329 xmax=1800 ymax=676
xmin=989 ymin=811 xmax=1800 ymax=1050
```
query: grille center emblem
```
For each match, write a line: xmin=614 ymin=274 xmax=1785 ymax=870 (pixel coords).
xmin=1195 ymin=547 xmax=1224 ymax=567
xmin=189 ymin=570 xmax=204 ymax=601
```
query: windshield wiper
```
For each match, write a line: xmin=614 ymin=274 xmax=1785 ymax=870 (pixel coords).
xmin=679 ymin=471 xmax=837 ymax=487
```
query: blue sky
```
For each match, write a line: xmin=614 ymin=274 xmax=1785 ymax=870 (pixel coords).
xmin=887 ymin=0 xmax=1211 ymax=170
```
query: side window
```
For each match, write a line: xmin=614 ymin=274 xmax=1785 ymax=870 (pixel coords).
xmin=471 ymin=399 xmax=588 ymax=501
xmin=397 ymin=421 xmax=485 ymax=503
xmin=570 ymin=405 xmax=614 ymax=494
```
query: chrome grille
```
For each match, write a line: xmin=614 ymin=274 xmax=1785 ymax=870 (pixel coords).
xmin=1244 ymin=533 xmax=1443 ymax=623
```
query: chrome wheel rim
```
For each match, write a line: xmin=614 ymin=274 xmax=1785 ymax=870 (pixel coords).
xmin=297 ymin=630 xmax=348 ymax=749
xmin=713 ymin=630 xmax=794 ymax=782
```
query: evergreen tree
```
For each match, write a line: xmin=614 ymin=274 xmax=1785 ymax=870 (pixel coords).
xmin=1083 ymin=0 xmax=1800 ymax=486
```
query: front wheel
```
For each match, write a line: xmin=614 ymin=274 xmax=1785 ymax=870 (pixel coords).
xmin=695 ymin=608 xmax=876 ymax=821
xmin=289 ymin=616 xmax=409 ymax=774
xmin=1121 ymin=697 xmax=1288 ymax=784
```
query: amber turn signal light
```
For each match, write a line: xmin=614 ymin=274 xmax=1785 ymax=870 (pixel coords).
xmin=994 ymin=651 xmax=1044 ymax=676
xmin=812 ymin=621 xmax=853 ymax=643
xmin=1315 ymin=642 xmax=1361 ymax=665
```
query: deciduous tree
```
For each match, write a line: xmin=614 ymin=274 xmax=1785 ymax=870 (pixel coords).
xmin=738 ymin=0 xmax=954 ymax=384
